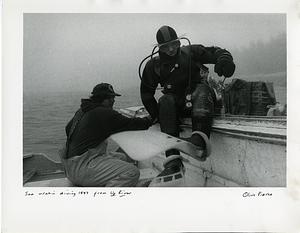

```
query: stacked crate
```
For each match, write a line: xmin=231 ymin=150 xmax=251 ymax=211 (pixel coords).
xmin=250 ymin=82 xmax=276 ymax=116
xmin=223 ymin=79 xmax=276 ymax=116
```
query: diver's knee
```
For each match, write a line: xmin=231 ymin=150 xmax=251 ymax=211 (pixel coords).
xmin=192 ymin=94 xmax=214 ymax=118
xmin=158 ymin=94 xmax=176 ymax=106
xmin=192 ymin=108 xmax=212 ymax=119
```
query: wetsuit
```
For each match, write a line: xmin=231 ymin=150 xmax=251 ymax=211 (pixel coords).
xmin=140 ymin=44 xmax=234 ymax=150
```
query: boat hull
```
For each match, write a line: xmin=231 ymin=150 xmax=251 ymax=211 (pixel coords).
xmin=130 ymin=107 xmax=286 ymax=187
xmin=24 ymin=107 xmax=286 ymax=187
xmin=140 ymin=129 xmax=286 ymax=187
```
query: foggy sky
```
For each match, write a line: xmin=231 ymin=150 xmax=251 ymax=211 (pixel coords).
xmin=23 ymin=13 xmax=286 ymax=93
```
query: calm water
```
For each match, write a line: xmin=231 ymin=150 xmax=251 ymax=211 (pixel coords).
xmin=23 ymin=90 xmax=142 ymax=160
xmin=23 ymin=85 xmax=286 ymax=160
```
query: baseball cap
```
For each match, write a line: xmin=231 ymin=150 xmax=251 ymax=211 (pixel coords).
xmin=91 ymin=83 xmax=121 ymax=97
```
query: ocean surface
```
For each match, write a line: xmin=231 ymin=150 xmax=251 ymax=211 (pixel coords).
xmin=23 ymin=89 xmax=142 ymax=160
xmin=23 ymin=85 xmax=286 ymax=160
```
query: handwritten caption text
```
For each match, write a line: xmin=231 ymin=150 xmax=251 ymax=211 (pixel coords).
xmin=25 ymin=189 xmax=132 ymax=198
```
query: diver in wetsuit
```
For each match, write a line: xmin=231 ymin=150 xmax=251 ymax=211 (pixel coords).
xmin=140 ymin=25 xmax=235 ymax=178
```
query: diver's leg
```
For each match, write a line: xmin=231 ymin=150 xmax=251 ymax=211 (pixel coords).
xmin=156 ymin=94 xmax=184 ymax=178
xmin=158 ymin=94 xmax=180 ymax=156
xmin=158 ymin=94 xmax=179 ymax=137
xmin=192 ymin=82 xmax=214 ymax=135
xmin=188 ymin=82 xmax=214 ymax=160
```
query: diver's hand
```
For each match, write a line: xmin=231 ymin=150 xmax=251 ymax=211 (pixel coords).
xmin=214 ymin=59 xmax=235 ymax=78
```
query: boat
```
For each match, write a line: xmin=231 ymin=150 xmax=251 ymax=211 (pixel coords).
xmin=23 ymin=105 xmax=286 ymax=187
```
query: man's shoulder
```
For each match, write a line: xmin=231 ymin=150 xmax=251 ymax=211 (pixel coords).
xmin=89 ymin=106 xmax=119 ymax=116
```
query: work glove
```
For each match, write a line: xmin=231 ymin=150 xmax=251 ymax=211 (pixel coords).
xmin=143 ymin=115 xmax=158 ymax=126
xmin=214 ymin=57 xmax=236 ymax=78
xmin=151 ymin=117 xmax=159 ymax=124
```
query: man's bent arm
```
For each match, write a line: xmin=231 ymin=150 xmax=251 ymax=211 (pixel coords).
xmin=188 ymin=45 xmax=232 ymax=64
xmin=189 ymin=45 xmax=235 ymax=77
xmin=140 ymin=60 xmax=159 ymax=120
xmin=109 ymin=110 xmax=152 ymax=133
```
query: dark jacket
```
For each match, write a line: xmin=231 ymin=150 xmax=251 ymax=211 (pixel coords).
xmin=65 ymin=99 xmax=151 ymax=158
xmin=140 ymin=44 xmax=234 ymax=119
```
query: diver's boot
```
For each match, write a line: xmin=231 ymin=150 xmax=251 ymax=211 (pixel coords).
xmin=158 ymin=154 xmax=184 ymax=177
xmin=181 ymin=131 xmax=211 ymax=161
xmin=148 ymin=155 xmax=185 ymax=187
xmin=184 ymin=132 xmax=206 ymax=149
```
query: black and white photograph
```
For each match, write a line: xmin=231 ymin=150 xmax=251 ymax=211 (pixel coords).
xmin=2 ymin=1 xmax=300 ymax=233
xmin=23 ymin=13 xmax=287 ymax=187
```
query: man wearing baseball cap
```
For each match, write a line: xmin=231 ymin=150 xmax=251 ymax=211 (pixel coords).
xmin=140 ymin=25 xmax=235 ymax=181
xmin=60 ymin=83 xmax=152 ymax=187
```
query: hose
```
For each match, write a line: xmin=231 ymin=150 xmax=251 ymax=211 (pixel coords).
xmin=138 ymin=46 xmax=159 ymax=90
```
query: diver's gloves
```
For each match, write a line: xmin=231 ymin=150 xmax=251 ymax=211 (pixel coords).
xmin=214 ymin=55 xmax=236 ymax=77
xmin=142 ymin=115 xmax=157 ymax=126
